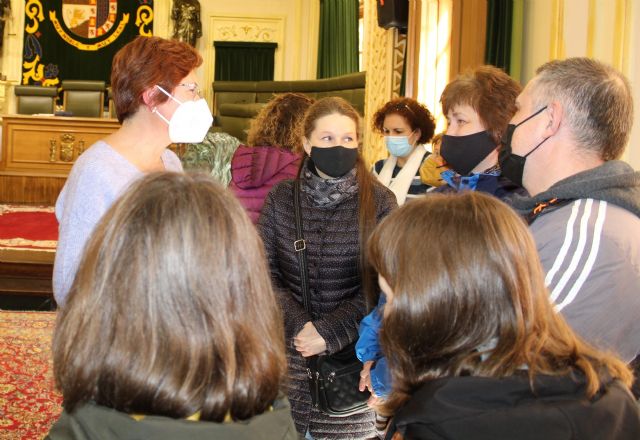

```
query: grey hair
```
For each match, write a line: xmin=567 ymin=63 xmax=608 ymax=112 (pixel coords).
xmin=531 ymin=57 xmax=633 ymax=160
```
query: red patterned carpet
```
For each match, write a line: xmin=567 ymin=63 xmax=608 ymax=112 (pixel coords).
xmin=0 ymin=311 xmax=62 ymax=439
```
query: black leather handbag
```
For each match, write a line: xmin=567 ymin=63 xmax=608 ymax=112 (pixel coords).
xmin=293 ymin=180 xmax=370 ymax=417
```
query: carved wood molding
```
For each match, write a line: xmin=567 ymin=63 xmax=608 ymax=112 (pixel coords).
xmin=211 ymin=16 xmax=283 ymax=43
xmin=362 ymin=0 xmax=395 ymax=167
xmin=392 ymin=32 xmax=407 ymax=98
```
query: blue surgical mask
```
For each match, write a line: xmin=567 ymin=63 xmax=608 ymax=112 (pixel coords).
xmin=385 ymin=135 xmax=414 ymax=157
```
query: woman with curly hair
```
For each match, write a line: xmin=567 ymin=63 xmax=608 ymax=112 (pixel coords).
xmin=372 ymin=97 xmax=436 ymax=205
xmin=229 ymin=92 xmax=314 ymax=223
xmin=369 ymin=192 xmax=640 ymax=439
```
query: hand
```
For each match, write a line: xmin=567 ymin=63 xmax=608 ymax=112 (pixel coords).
xmin=359 ymin=360 xmax=374 ymax=392
xmin=367 ymin=392 xmax=382 ymax=408
xmin=294 ymin=322 xmax=327 ymax=357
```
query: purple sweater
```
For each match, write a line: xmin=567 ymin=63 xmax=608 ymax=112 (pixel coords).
xmin=229 ymin=145 xmax=302 ymax=223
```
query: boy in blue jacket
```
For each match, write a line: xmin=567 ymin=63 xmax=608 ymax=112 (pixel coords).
xmin=356 ymin=294 xmax=391 ymax=401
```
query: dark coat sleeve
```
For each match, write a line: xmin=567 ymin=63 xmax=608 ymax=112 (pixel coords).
xmin=313 ymin=184 xmax=398 ymax=354
xmin=313 ymin=291 xmax=366 ymax=354
xmin=258 ymin=188 xmax=312 ymax=341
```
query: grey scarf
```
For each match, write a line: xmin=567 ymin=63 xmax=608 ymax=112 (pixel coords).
xmin=300 ymin=158 xmax=358 ymax=208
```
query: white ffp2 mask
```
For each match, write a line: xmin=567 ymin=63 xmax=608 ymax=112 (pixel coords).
xmin=153 ymin=85 xmax=213 ymax=143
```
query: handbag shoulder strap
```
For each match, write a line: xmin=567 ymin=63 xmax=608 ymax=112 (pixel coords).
xmin=293 ymin=180 xmax=313 ymax=315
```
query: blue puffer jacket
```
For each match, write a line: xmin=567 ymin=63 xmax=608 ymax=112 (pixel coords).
xmin=355 ymin=294 xmax=391 ymax=398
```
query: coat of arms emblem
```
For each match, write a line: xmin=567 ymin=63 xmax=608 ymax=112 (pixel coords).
xmin=62 ymin=0 xmax=118 ymax=39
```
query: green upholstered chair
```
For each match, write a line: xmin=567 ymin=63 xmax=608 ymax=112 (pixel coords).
xmin=107 ymin=87 xmax=117 ymax=119
xmin=14 ymin=85 xmax=58 ymax=115
xmin=61 ymin=80 xmax=106 ymax=118
xmin=211 ymin=71 xmax=366 ymax=143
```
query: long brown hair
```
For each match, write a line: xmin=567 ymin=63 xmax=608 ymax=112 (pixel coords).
xmin=53 ymin=172 xmax=286 ymax=422
xmin=368 ymin=192 xmax=633 ymax=415
xmin=300 ymin=96 xmax=379 ymax=305
xmin=247 ymin=92 xmax=314 ymax=151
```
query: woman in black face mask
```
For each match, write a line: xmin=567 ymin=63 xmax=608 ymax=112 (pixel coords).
xmin=430 ymin=65 xmax=526 ymax=200
xmin=258 ymin=97 xmax=397 ymax=439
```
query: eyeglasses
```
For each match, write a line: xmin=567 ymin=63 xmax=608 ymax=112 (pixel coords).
xmin=395 ymin=103 xmax=415 ymax=116
xmin=177 ymin=82 xmax=202 ymax=98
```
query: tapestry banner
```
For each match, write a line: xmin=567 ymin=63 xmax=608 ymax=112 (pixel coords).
xmin=22 ymin=0 xmax=154 ymax=87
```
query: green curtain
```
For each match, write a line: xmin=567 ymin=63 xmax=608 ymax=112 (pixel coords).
xmin=485 ymin=0 xmax=514 ymax=73
xmin=214 ymin=42 xmax=277 ymax=81
xmin=317 ymin=0 xmax=359 ymax=79
xmin=509 ymin=0 xmax=524 ymax=82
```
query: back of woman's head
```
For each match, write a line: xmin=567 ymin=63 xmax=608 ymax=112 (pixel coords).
xmin=247 ymin=92 xmax=314 ymax=151
xmin=53 ymin=172 xmax=286 ymax=422
xmin=369 ymin=192 xmax=632 ymax=412
xmin=440 ymin=65 xmax=521 ymax=143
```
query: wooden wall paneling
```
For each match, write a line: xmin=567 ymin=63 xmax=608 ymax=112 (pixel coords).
xmin=0 ymin=175 xmax=67 ymax=205
xmin=450 ymin=0 xmax=487 ymax=79
xmin=0 ymin=115 xmax=120 ymax=205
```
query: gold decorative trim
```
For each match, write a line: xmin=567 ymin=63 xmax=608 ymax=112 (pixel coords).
xmin=586 ymin=0 xmax=596 ymax=57
xmin=613 ymin=0 xmax=632 ymax=73
xmin=215 ymin=24 xmax=278 ymax=41
xmin=0 ymin=205 xmax=55 ymax=214
xmin=49 ymin=11 xmax=130 ymax=51
xmin=392 ymin=33 xmax=407 ymax=98
xmin=550 ymin=0 xmax=565 ymax=59
xmin=135 ymin=5 xmax=154 ymax=37
xmin=0 ymin=238 xmax=57 ymax=249
xmin=362 ymin=0 xmax=395 ymax=167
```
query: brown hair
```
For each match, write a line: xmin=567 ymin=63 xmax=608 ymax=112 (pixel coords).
xmin=300 ymin=96 xmax=380 ymax=303
xmin=372 ymin=97 xmax=436 ymax=145
xmin=111 ymin=36 xmax=202 ymax=123
xmin=440 ymin=65 xmax=522 ymax=144
xmin=53 ymin=172 xmax=286 ymax=422
xmin=532 ymin=57 xmax=633 ymax=160
xmin=247 ymin=93 xmax=314 ymax=151
xmin=368 ymin=192 xmax=633 ymax=415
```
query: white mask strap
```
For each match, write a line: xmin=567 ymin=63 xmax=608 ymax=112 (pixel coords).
xmin=152 ymin=106 xmax=170 ymax=124
xmin=155 ymin=84 xmax=183 ymax=104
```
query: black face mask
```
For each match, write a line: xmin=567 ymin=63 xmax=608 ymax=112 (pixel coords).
xmin=440 ymin=131 xmax=497 ymax=176
xmin=499 ymin=106 xmax=549 ymax=187
xmin=309 ymin=145 xmax=358 ymax=178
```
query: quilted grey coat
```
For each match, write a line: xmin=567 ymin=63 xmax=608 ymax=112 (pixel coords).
xmin=258 ymin=173 xmax=396 ymax=439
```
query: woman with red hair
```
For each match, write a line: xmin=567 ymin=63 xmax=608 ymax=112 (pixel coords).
xmin=53 ymin=36 xmax=212 ymax=306
xmin=430 ymin=65 xmax=524 ymax=199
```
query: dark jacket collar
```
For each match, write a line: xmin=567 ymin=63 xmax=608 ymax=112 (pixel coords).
xmin=46 ymin=396 xmax=298 ymax=440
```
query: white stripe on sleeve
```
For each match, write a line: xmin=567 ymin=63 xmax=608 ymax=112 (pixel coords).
xmin=555 ymin=200 xmax=607 ymax=311
xmin=546 ymin=199 xmax=582 ymax=291
xmin=549 ymin=198 xmax=593 ymax=303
